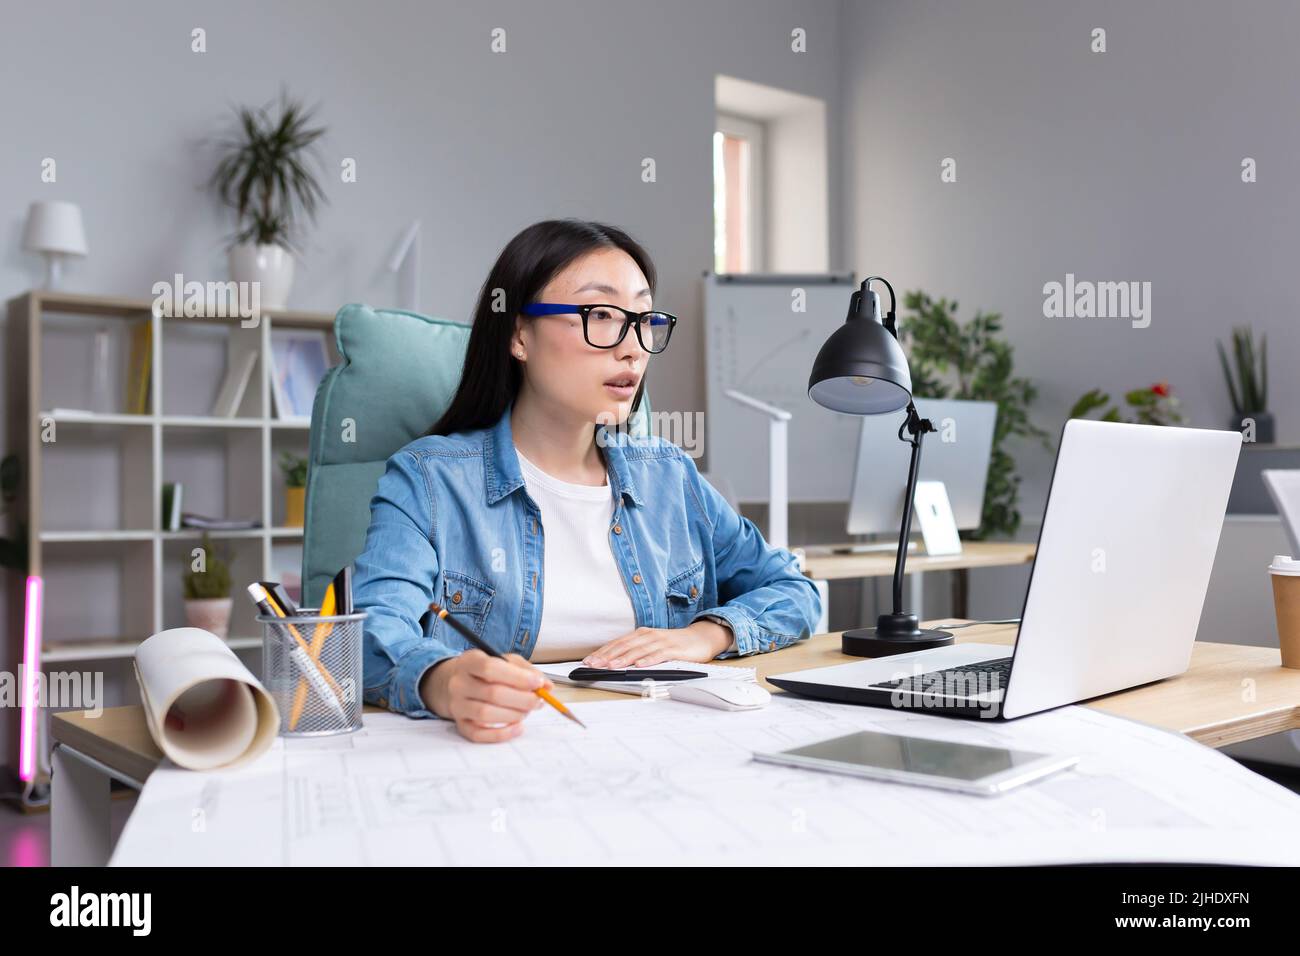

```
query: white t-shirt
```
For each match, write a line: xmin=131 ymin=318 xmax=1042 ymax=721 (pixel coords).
xmin=515 ymin=446 xmax=638 ymax=663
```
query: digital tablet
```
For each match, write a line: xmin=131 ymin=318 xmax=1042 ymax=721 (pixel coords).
xmin=753 ymin=729 xmax=1079 ymax=796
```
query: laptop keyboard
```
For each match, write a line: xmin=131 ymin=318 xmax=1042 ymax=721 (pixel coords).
xmin=873 ymin=657 xmax=1013 ymax=696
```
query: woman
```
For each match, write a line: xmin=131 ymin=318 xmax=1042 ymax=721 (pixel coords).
xmin=354 ymin=218 xmax=821 ymax=742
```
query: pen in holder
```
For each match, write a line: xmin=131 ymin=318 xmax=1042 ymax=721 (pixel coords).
xmin=258 ymin=610 xmax=366 ymax=736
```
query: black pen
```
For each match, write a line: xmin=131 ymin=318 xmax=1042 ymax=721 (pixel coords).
xmin=567 ymin=667 xmax=708 ymax=682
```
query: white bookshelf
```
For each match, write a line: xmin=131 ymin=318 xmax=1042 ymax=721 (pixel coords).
xmin=5 ymin=290 xmax=334 ymax=662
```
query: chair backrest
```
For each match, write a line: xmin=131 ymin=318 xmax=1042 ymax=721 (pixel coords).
xmin=301 ymin=303 xmax=652 ymax=606
xmin=301 ymin=304 xmax=469 ymax=605
xmin=1263 ymin=469 xmax=1300 ymax=557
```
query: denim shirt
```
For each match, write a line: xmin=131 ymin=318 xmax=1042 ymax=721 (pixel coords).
xmin=353 ymin=402 xmax=822 ymax=718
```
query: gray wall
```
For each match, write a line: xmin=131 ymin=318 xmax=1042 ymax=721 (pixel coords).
xmin=4 ymin=0 xmax=1297 ymax=771
xmin=0 ymin=0 xmax=845 ymax=769
xmin=2 ymin=0 xmax=845 ymax=410
xmin=843 ymin=0 xmax=1299 ymax=517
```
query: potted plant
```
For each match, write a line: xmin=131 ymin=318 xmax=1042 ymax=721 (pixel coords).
xmin=898 ymin=291 xmax=1052 ymax=541
xmin=1216 ymin=326 xmax=1272 ymax=443
xmin=279 ymin=452 xmax=308 ymax=527
xmin=209 ymin=90 xmax=328 ymax=310
xmin=1069 ymin=381 xmax=1185 ymax=426
xmin=0 ymin=453 xmax=28 ymax=574
xmin=183 ymin=533 xmax=233 ymax=638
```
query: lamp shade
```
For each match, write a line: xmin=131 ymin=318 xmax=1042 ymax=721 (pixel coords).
xmin=807 ymin=287 xmax=912 ymax=415
xmin=22 ymin=201 xmax=88 ymax=256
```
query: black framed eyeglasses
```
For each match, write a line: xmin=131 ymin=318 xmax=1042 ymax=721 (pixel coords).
xmin=520 ymin=302 xmax=677 ymax=353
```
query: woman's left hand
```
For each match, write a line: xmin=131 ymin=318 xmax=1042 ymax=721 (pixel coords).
xmin=582 ymin=620 xmax=733 ymax=668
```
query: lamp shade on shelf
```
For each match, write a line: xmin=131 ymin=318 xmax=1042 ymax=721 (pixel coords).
xmin=22 ymin=200 xmax=88 ymax=256
xmin=807 ymin=290 xmax=912 ymax=415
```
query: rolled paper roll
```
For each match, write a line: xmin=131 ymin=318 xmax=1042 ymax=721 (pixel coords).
xmin=134 ymin=627 xmax=280 ymax=771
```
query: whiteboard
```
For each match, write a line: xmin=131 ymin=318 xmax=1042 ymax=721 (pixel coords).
xmin=704 ymin=272 xmax=864 ymax=503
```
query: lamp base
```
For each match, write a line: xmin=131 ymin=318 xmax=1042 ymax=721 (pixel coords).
xmin=841 ymin=612 xmax=954 ymax=658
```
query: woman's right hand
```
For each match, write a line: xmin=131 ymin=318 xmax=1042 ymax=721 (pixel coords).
xmin=421 ymin=649 xmax=553 ymax=742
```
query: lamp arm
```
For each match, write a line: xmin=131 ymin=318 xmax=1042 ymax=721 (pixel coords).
xmin=890 ymin=402 xmax=934 ymax=614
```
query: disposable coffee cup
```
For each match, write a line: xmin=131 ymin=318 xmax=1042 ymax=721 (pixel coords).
xmin=1268 ymin=555 xmax=1300 ymax=669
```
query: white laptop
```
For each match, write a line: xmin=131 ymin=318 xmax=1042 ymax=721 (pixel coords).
xmin=768 ymin=419 xmax=1243 ymax=720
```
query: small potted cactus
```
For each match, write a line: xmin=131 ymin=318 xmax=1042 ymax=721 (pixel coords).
xmin=279 ymin=452 xmax=308 ymax=527
xmin=183 ymin=533 xmax=233 ymax=638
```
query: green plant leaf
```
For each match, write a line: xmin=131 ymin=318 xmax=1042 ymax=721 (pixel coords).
xmin=210 ymin=92 xmax=328 ymax=251
xmin=1260 ymin=333 xmax=1268 ymax=408
xmin=182 ymin=533 xmax=232 ymax=600
xmin=1068 ymin=388 xmax=1110 ymax=419
xmin=1216 ymin=340 xmax=1242 ymax=414
xmin=901 ymin=290 xmax=1048 ymax=538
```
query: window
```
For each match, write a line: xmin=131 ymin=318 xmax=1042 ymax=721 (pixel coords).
xmin=715 ymin=75 xmax=828 ymax=274
xmin=713 ymin=113 xmax=765 ymax=274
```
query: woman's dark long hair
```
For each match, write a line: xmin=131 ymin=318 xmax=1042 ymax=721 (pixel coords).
xmin=428 ymin=218 xmax=657 ymax=437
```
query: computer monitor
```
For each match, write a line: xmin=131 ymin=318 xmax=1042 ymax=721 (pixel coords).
xmin=846 ymin=398 xmax=997 ymax=535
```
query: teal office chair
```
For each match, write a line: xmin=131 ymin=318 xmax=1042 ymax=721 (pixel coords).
xmin=301 ymin=303 xmax=652 ymax=606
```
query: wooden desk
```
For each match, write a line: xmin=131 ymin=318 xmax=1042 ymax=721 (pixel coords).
xmin=799 ymin=540 xmax=1036 ymax=581
xmin=799 ymin=540 xmax=1037 ymax=620
xmin=50 ymin=622 xmax=1300 ymax=865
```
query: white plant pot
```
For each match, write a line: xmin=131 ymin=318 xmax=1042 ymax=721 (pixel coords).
xmin=184 ymin=597 xmax=234 ymax=639
xmin=228 ymin=242 xmax=295 ymax=310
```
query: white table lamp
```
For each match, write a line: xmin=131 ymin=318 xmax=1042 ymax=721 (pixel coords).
xmin=386 ymin=220 xmax=421 ymax=311
xmin=23 ymin=200 xmax=88 ymax=289
xmin=723 ymin=388 xmax=791 ymax=549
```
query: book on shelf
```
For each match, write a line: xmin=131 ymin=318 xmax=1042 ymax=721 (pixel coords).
xmin=180 ymin=513 xmax=261 ymax=531
xmin=161 ymin=482 xmax=183 ymax=531
xmin=125 ymin=318 xmax=152 ymax=415
xmin=211 ymin=338 xmax=259 ymax=417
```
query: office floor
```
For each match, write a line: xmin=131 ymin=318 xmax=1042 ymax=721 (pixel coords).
xmin=2 ymin=756 xmax=1299 ymax=866
xmin=1 ymin=792 xmax=137 ymax=867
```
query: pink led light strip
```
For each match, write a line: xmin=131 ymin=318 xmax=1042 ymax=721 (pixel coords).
xmin=19 ymin=575 xmax=42 ymax=783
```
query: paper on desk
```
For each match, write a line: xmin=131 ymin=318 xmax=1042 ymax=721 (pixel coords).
xmin=537 ymin=659 xmax=758 ymax=697
xmin=133 ymin=627 xmax=279 ymax=771
xmin=110 ymin=694 xmax=1300 ymax=866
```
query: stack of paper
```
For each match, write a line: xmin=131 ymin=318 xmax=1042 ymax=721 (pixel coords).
xmin=111 ymin=694 xmax=1300 ymax=866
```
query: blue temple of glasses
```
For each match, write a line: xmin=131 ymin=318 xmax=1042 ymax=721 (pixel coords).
xmin=522 ymin=303 xmax=669 ymax=324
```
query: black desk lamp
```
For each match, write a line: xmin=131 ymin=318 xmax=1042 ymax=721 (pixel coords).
xmin=807 ymin=276 xmax=954 ymax=658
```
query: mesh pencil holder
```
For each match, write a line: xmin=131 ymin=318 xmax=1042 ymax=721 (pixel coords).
xmin=258 ymin=611 xmax=367 ymax=737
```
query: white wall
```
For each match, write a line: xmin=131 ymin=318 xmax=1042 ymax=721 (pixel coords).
xmin=768 ymin=105 xmax=830 ymax=271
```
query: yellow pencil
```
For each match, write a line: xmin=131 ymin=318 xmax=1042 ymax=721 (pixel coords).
xmin=289 ymin=583 xmax=337 ymax=730
xmin=428 ymin=602 xmax=585 ymax=729
xmin=249 ymin=583 xmax=347 ymax=702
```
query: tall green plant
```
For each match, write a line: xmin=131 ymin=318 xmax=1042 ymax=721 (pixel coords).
xmin=1216 ymin=326 xmax=1268 ymax=415
xmin=897 ymin=291 xmax=1051 ymax=539
xmin=209 ymin=89 xmax=328 ymax=254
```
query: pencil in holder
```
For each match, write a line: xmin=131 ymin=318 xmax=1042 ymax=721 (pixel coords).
xmin=258 ymin=610 xmax=366 ymax=736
